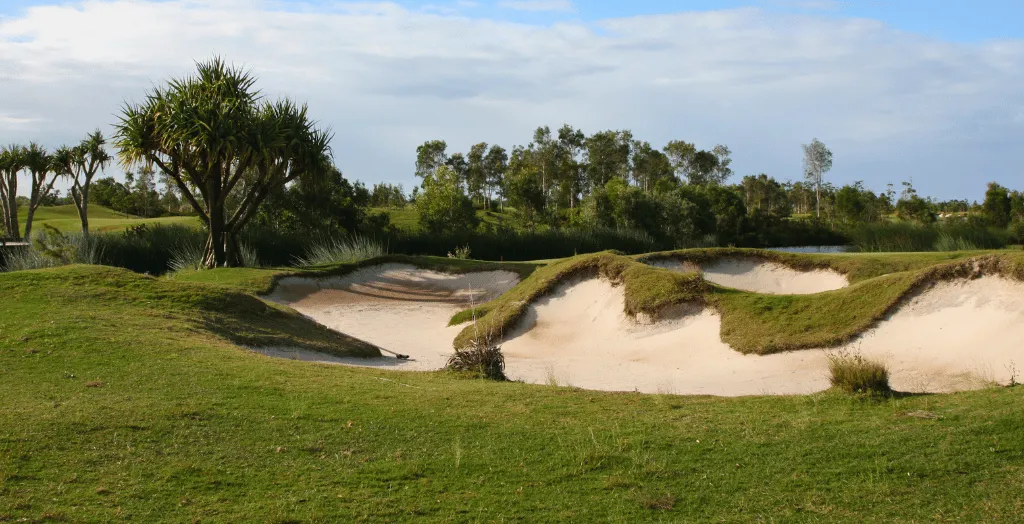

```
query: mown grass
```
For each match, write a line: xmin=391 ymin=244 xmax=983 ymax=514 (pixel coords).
xmin=2 ymin=263 xmax=1024 ymax=520
xmin=16 ymin=204 xmax=200 ymax=235
xmin=373 ymin=206 xmax=520 ymax=232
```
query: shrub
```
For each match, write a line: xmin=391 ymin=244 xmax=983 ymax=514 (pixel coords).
xmin=446 ymin=339 xmax=506 ymax=381
xmin=827 ymin=352 xmax=891 ymax=394
xmin=2 ymin=225 xmax=102 ymax=272
xmin=447 ymin=245 xmax=471 ymax=260
xmin=294 ymin=235 xmax=387 ymax=267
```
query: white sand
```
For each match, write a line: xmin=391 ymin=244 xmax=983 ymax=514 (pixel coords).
xmin=263 ymin=264 xmax=520 ymax=369
xmin=501 ymin=275 xmax=1024 ymax=395
xmin=260 ymin=263 xmax=1024 ymax=397
xmin=649 ymin=257 xmax=848 ymax=294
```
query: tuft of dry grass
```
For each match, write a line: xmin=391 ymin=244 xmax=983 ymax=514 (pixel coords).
xmin=827 ymin=351 xmax=891 ymax=394
xmin=446 ymin=339 xmax=506 ymax=381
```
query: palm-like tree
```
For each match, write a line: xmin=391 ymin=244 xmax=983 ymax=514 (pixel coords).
xmin=52 ymin=131 xmax=112 ymax=236
xmin=0 ymin=145 xmax=26 ymax=238
xmin=114 ymin=57 xmax=333 ymax=267
xmin=22 ymin=142 xmax=58 ymax=241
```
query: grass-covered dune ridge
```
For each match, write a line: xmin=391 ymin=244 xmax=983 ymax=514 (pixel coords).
xmin=453 ymin=249 xmax=1024 ymax=354
xmin=2 ymin=261 xmax=1024 ymax=519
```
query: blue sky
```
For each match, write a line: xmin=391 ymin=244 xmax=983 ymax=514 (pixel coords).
xmin=4 ymin=0 xmax=1024 ymax=42
xmin=1 ymin=0 xmax=1022 ymax=200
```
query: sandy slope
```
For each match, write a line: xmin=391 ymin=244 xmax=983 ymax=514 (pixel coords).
xmin=501 ymin=275 xmax=1024 ymax=394
xmin=259 ymin=263 xmax=1024 ymax=396
xmin=262 ymin=264 xmax=519 ymax=370
xmin=649 ymin=258 xmax=848 ymax=294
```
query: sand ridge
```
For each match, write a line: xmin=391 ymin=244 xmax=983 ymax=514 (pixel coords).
xmin=649 ymin=257 xmax=848 ymax=294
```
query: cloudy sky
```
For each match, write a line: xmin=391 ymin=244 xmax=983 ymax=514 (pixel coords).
xmin=1 ymin=0 xmax=1022 ymax=201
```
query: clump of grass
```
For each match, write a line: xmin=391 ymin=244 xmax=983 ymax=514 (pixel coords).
xmin=168 ymin=239 xmax=261 ymax=271
xmin=295 ymin=235 xmax=386 ymax=267
xmin=169 ymin=240 xmax=206 ymax=272
xmin=446 ymin=338 xmax=506 ymax=380
xmin=827 ymin=351 xmax=891 ymax=394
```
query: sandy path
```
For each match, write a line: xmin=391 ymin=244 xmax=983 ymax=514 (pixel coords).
xmin=649 ymin=258 xmax=848 ymax=294
xmin=262 ymin=264 xmax=520 ymax=369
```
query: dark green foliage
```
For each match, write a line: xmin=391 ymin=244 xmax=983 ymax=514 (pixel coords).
xmin=982 ymin=182 xmax=1012 ymax=228
xmin=417 ymin=165 xmax=479 ymax=234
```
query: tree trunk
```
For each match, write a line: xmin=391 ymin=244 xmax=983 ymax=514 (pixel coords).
xmin=24 ymin=205 xmax=36 ymax=241
xmin=202 ymin=180 xmax=226 ymax=268
xmin=815 ymin=176 xmax=821 ymax=219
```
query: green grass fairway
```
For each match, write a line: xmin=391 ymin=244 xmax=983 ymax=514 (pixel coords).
xmin=373 ymin=206 xmax=520 ymax=232
xmin=15 ymin=205 xmax=200 ymax=236
xmin=2 ymin=257 xmax=1024 ymax=520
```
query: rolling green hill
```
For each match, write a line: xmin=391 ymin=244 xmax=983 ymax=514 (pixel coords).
xmin=13 ymin=204 xmax=200 ymax=236
xmin=373 ymin=206 xmax=521 ymax=232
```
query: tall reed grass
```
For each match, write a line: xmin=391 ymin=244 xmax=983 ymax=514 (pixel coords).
xmin=846 ymin=222 xmax=1008 ymax=252
xmin=294 ymin=235 xmax=388 ymax=267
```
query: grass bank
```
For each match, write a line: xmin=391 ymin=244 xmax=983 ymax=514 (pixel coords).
xmin=1 ymin=263 xmax=1022 ymax=520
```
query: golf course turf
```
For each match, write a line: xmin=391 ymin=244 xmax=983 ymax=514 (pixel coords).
xmin=2 ymin=250 xmax=1023 ymax=521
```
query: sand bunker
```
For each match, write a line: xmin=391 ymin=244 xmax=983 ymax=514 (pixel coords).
xmin=263 ymin=264 xmax=520 ymax=369
xmin=500 ymin=275 xmax=1024 ymax=395
xmin=260 ymin=262 xmax=1023 ymax=397
xmin=649 ymin=257 xmax=848 ymax=294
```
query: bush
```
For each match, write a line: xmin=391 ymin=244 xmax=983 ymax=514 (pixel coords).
xmin=446 ymin=339 xmax=506 ymax=381
xmin=828 ymin=352 xmax=891 ymax=394
xmin=95 ymin=224 xmax=205 ymax=274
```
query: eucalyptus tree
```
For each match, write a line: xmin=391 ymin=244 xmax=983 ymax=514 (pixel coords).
xmin=22 ymin=143 xmax=59 ymax=240
xmin=801 ymin=138 xmax=833 ymax=218
xmin=663 ymin=140 xmax=695 ymax=184
xmin=584 ymin=130 xmax=632 ymax=190
xmin=52 ymin=131 xmax=112 ymax=235
xmin=114 ymin=57 xmax=333 ymax=267
xmin=555 ymin=124 xmax=585 ymax=209
xmin=483 ymin=144 xmax=507 ymax=210
xmin=466 ymin=142 xmax=489 ymax=205
xmin=710 ymin=144 xmax=733 ymax=184
xmin=0 ymin=145 xmax=25 ymax=238
xmin=415 ymin=140 xmax=448 ymax=180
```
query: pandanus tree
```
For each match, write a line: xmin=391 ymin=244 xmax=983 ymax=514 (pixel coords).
xmin=52 ymin=131 xmax=112 ymax=236
xmin=113 ymin=57 xmax=333 ymax=267
xmin=0 ymin=145 xmax=25 ymax=238
xmin=22 ymin=143 xmax=59 ymax=241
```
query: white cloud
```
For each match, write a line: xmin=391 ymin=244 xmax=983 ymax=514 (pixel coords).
xmin=0 ymin=0 xmax=1021 ymax=200
xmin=497 ymin=0 xmax=574 ymax=13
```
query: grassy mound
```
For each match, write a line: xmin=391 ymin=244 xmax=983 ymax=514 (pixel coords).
xmin=0 ymin=265 xmax=380 ymax=359
xmin=2 ymin=262 xmax=1023 ymax=520
xmin=453 ymin=249 xmax=1024 ymax=354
